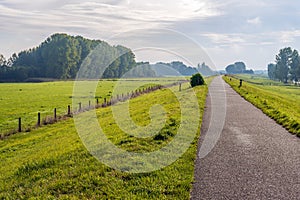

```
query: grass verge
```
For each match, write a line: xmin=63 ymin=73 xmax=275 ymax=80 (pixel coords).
xmin=0 ymin=79 xmax=209 ymax=199
xmin=223 ymin=75 xmax=300 ymax=137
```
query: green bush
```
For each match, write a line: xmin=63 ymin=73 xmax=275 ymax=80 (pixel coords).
xmin=190 ymin=73 xmax=205 ymax=87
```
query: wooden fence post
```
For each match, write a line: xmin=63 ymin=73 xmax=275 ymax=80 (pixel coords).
xmin=68 ymin=105 xmax=71 ymax=116
xmin=18 ymin=117 xmax=22 ymax=132
xmin=79 ymin=102 xmax=82 ymax=111
xmin=54 ymin=108 xmax=57 ymax=120
xmin=37 ymin=112 xmax=41 ymax=126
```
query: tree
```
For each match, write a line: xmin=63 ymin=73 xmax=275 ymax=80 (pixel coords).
xmin=225 ymin=62 xmax=247 ymax=74
xmin=125 ymin=62 xmax=156 ymax=78
xmin=7 ymin=53 xmax=18 ymax=67
xmin=0 ymin=54 xmax=6 ymax=67
xmin=290 ymin=49 xmax=300 ymax=81
xmin=244 ymin=69 xmax=254 ymax=74
xmin=7 ymin=33 xmax=137 ymax=81
xmin=225 ymin=64 xmax=236 ymax=74
xmin=150 ymin=61 xmax=197 ymax=76
xmin=190 ymin=73 xmax=205 ymax=87
xmin=197 ymin=62 xmax=217 ymax=76
xmin=268 ymin=63 xmax=276 ymax=80
xmin=275 ymin=47 xmax=292 ymax=83
xmin=234 ymin=62 xmax=246 ymax=73
xmin=102 ymin=45 xmax=136 ymax=78
xmin=269 ymin=47 xmax=300 ymax=82
xmin=296 ymin=58 xmax=300 ymax=81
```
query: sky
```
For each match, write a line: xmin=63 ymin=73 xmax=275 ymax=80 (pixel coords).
xmin=0 ymin=0 xmax=300 ymax=70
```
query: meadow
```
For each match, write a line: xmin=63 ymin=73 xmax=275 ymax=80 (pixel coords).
xmin=0 ymin=78 xmax=210 ymax=199
xmin=0 ymin=78 xmax=182 ymax=136
xmin=224 ymin=75 xmax=300 ymax=136
xmin=229 ymin=74 xmax=286 ymax=86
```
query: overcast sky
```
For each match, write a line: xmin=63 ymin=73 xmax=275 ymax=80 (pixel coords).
xmin=1 ymin=0 xmax=300 ymax=70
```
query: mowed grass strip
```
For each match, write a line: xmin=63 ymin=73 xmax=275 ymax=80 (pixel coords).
xmin=223 ymin=75 xmax=300 ymax=136
xmin=0 ymin=80 xmax=209 ymax=199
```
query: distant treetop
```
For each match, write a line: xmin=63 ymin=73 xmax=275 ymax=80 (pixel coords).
xmin=225 ymin=61 xmax=254 ymax=74
xmin=268 ymin=47 xmax=300 ymax=83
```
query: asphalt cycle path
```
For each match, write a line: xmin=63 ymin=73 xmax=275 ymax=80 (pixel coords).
xmin=191 ymin=76 xmax=300 ymax=199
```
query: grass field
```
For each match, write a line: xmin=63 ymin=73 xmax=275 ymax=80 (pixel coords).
xmin=0 ymin=78 xmax=182 ymax=136
xmin=0 ymin=78 xmax=210 ymax=199
xmin=224 ymin=75 xmax=300 ymax=136
xmin=229 ymin=74 xmax=286 ymax=86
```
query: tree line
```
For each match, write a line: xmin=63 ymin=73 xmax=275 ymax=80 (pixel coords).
xmin=197 ymin=62 xmax=218 ymax=76
xmin=0 ymin=33 xmax=218 ymax=82
xmin=225 ymin=62 xmax=254 ymax=74
xmin=268 ymin=47 xmax=300 ymax=83
xmin=0 ymin=33 xmax=136 ymax=81
xmin=150 ymin=61 xmax=216 ymax=77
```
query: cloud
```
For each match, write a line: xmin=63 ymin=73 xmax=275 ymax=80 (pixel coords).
xmin=1 ymin=0 xmax=300 ymax=70
xmin=201 ymin=29 xmax=300 ymax=69
xmin=0 ymin=0 xmax=222 ymax=61
xmin=277 ymin=30 xmax=300 ymax=43
xmin=247 ymin=17 xmax=262 ymax=25
xmin=0 ymin=0 xmax=222 ymax=37
xmin=201 ymin=31 xmax=300 ymax=48
xmin=0 ymin=0 xmax=221 ymax=21
xmin=202 ymin=33 xmax=246 ymax=45
xmin=105 ymin=28 xmax=215 ymax=68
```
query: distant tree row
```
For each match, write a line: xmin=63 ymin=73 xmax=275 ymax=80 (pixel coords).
xmin=197 ymin=62 xmax=218 ymax=76
xmin=0 ymin=33 xmax=220 ymax=81
xmin=225 ymin=62 xmax=254 ymax=74
xmin=268 ymin=47 xmax=300 ymax=83
xmin=0 ymin=53 xmax=17 ymax=68
xmin=161 ymin=61 xmax=199 ymax=76
xmin=123 ymin=62 xmax=156 ymax=78
xmin=0 ymin=33 xmax=136 ymax=81
xmin=151 ymin=61 xmax=216 ymax=77
xmin=113 ymin=61 xmax=214 ymax=78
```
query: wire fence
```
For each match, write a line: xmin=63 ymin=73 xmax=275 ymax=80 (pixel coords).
xmin=0 ymin=81 xmax=188 ymax=140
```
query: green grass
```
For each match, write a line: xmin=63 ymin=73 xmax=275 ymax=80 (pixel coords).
xmin=0 ymin=78 xmax=183 ymax=136
xmin=0 ymin=79 xmax=210 ymax=199
xmin=224 ymin=75 xmax=300 ymax=136
xmin=230 ymin=74 xmax=286 ymax=86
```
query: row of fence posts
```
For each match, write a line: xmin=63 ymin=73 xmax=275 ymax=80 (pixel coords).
xmin=14 ymin=82 xmax=185 ymax=134
xmin=17 ymin=105 xmax=72 ymax=133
